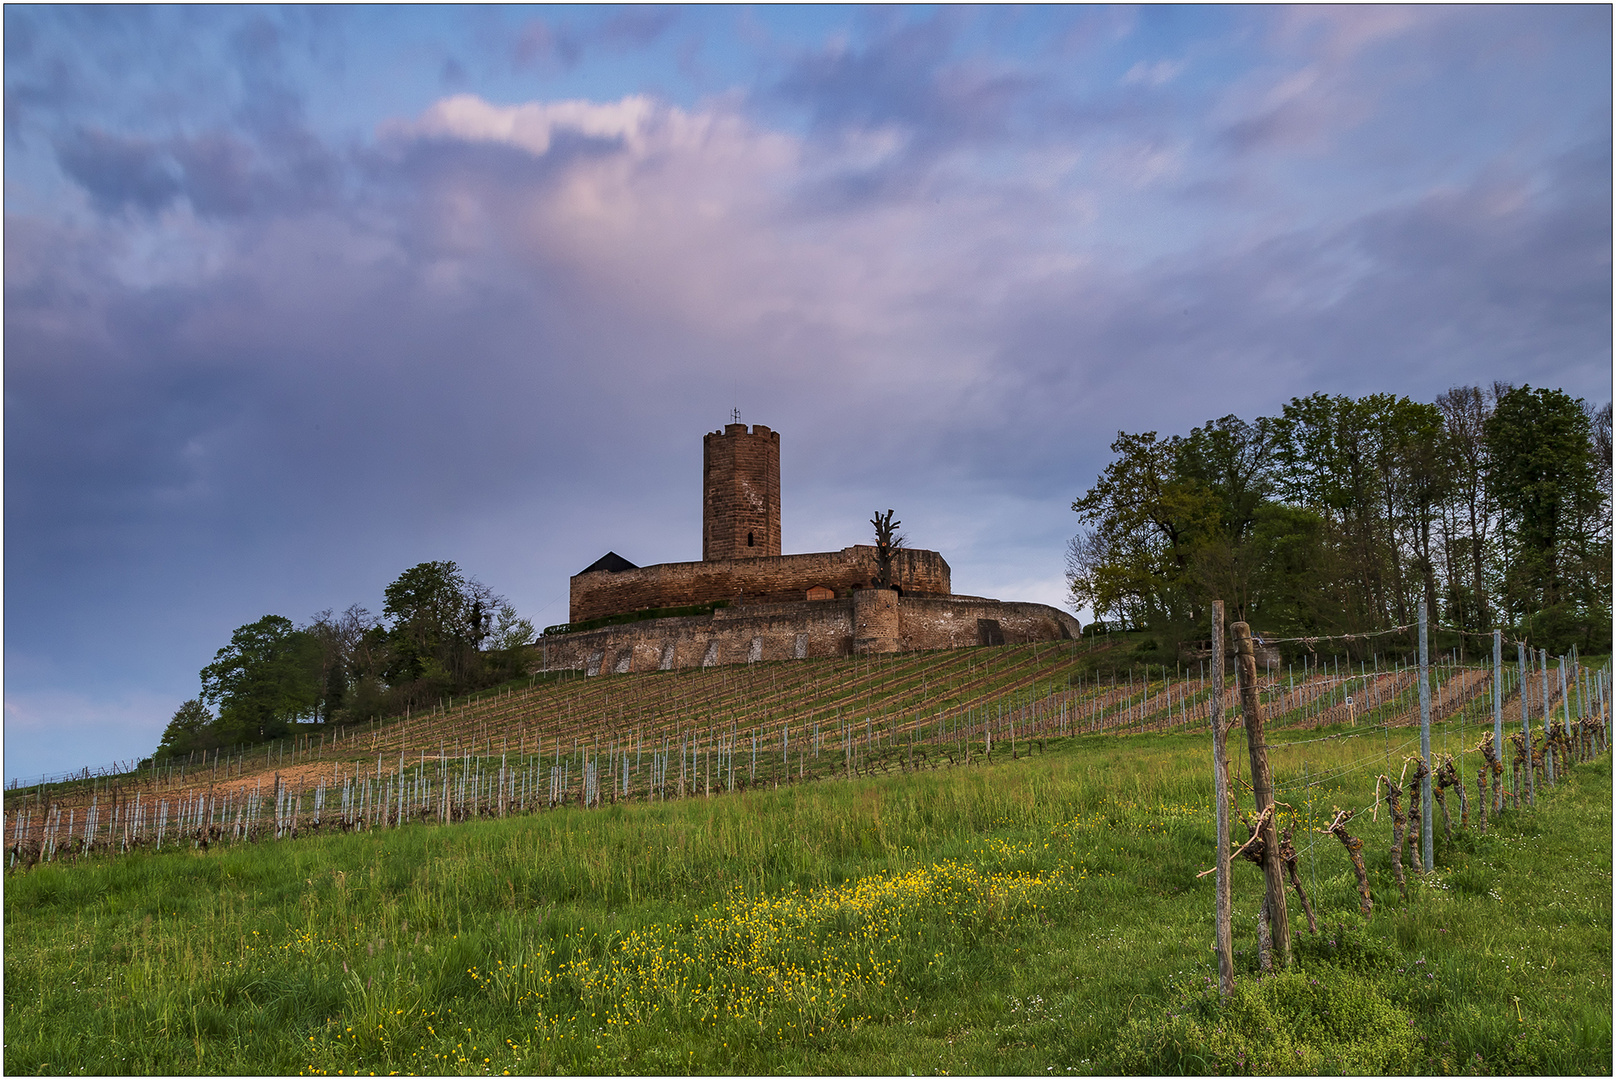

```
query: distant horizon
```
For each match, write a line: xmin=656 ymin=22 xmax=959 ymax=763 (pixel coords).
xmin=5 ymin=5 xmax=1610 ymax=780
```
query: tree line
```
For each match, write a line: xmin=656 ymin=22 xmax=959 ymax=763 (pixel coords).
xmin=1068 ymin=384 xmax=1612 ymax=656
xmin=155 ymin=561 xmax=535 ymax=760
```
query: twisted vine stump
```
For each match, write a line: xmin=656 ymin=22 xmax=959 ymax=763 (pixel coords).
xmin=1279 ymin=824 xmax=1318 ymax=933
xmin=1478 ymin=731 xmax=1503 ymax=827
xmin=1382 ymin=774 xmax=1409 ymax=900
xmin=1325 ymin=808 xmax=1372 ymax=918
xmin=1234 ymin=814 xmax=1273 ymax=973
xmin=1224 ymin=808 xmax=1280 ymax=970
xmin=1256 ymin=898 xmax=1274 ymax=972
xmin=1233 ymin=621 xmax=1291 ymax=967
xmin=1407 ymin=757 xmax=1429 ymax=875
xmin=1432 ymin=755 xmax=1460 ymax=839
xmin=1474 ymin=733 xmax=1496 ymax=833
xmin=1507 ymin=732 xmax=1526 ymax=810
xmin=1430 ymin=770 xmax=1450 ymax=840
xmin=1450 ymin=753 xmax=1468 ymax=829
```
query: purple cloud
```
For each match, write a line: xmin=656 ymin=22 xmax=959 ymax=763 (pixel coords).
xmin=3 ymin=5 xmax=1608 ymax=780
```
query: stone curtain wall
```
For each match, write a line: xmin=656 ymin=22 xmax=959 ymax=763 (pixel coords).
xmin=570 ymin=546 xmax=953 ymax=623
xmin=539 ymin=594 xmax=1079 ymax=675
xmin=703 ymin=423 xmax=781 ymax=561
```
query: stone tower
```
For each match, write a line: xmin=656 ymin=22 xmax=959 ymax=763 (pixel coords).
xmin=703 ymin=423 xmax=780 ymax=561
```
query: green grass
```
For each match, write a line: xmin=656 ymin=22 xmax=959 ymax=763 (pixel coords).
xmin=5 ymin=726 xmax=1610 ymax=1075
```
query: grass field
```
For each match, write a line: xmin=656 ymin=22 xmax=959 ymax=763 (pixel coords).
xmin=4 ymin=650 xmax=1611 ymax=1076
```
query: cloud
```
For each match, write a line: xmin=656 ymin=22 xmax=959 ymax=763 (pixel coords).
xmin=1122 ymin=59 xmax=1183 ymax=88
xmin=512 ymin=18 xmax=583 ymax=73
xmin=1212 ymin=6 xmax=1437 ymax=156
xmin=55 ymin=128 xmax=182 ymax=213
xmin=396 ymin=93 xmax=661 ymax=157
xmin=3 ymin=6 xmax=1608 ymax=779
xmin=53 ymin=116 xmax=340 ymax=220
xmin=768 ymin=13 xmax=1036 ymax=202
xmin=598 ymin=7 xmax=680 ymax=52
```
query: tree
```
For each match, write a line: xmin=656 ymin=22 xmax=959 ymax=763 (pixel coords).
xmin=383 ymin=561 xmax=473 ymax=689
xmin=1269 ymin=394 xmax=1395 ymax=630
xmin=870 ymin=510 xmax=905 ymax=588
xmin=303 ymin=604 xmax=388 ymax=723
xmin=1069 ymin=429 xmax=1223 ymax=629
xmin=1434 ymin=386 xmax=1497 ymax=630
xmin=199 ymin=615 xmax=322 ymax=743
xmin=1175 ymin=415 xmax=1277 ymax=545
xmin=381 ymin=561 xmax=525 ymax=699
xmin=155 ymin=699 xmax=214 ymax=760
xmin=1072 ymin=387 xmax=1608 ymax=656
xmin=1380 ymin=398 xmax=1455 ymax=632
xmin=1485 ymin=386 xmax=1607 ymax=650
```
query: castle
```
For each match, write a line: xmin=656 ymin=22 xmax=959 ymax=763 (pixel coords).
xmin=538 ymin=422 xmax=1080 ymax=675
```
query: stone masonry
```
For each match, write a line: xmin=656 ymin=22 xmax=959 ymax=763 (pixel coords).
xmin=704 ymin=423 xmax=780 ymax=561
xmin=539 ymin=594 xmax=1080 ymax=674
xmin=570 ymin=545 xmax=952 ymax=624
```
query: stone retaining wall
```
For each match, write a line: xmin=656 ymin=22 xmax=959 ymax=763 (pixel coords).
xmin=538 ymin=593 xmax=1080 ymax=675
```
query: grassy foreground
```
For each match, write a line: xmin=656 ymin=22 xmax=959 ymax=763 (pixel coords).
xmin=4 ymin=727 xmax=1610 ymax=1075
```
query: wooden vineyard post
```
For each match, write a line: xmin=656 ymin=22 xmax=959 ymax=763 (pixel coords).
xmin=1233 ymin=620 xmax=1290 ymax=968
xmin=1210 ymin=601 xmax=1233 ymax=997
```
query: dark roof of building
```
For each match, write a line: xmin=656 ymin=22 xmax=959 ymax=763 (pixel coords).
xmin=578 ymin=551 xmax=638 ymax=575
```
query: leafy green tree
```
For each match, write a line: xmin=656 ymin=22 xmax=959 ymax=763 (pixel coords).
xmin=155 ymin=698 xmax=214 ymax=760
xmin=1068 ymin=430 xmax=1223 ymax=629
xmin=1435 ymin=386 xmax=1497 ymax=630
xmin=383 ymin=561 xmax=471 ymax=689
xmin=1381 ymin=398 xmax=1455 ymax=630
xmin=199 ymin=615 xmax=322 ymax=743
xmin=1485 ymin=386 xmax=1607 ymax=650
xmin=381 ymin=561 xmax=523 ymax=699
xmin=1072 ymin=386 xmax=1609 ymax=656
xmin=1175 ymin=415 xmax=1277 ymax=544
xmin=304 ymin=604 xmax=385 ymax=723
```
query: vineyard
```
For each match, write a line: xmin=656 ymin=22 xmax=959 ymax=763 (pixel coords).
xmin=6 ymin=636 xmax=1607 ymax=868
xmin=3 ymin=634 xmax=1610 ymax=1075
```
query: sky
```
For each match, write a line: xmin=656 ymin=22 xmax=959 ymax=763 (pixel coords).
xmin=5 ymin=4 xmax=1611 ymax=782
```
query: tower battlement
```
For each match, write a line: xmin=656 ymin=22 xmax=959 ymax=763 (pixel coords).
xmin=703 ymin=423 xmax=780 ymax=561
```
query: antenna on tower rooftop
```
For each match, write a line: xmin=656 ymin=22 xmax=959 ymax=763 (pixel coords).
xmin=731 ymin=406 xmax=742 ymax=425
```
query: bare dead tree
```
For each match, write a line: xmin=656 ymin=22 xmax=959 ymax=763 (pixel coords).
xmin=871 ymin=509 xmax=905 ymax=588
